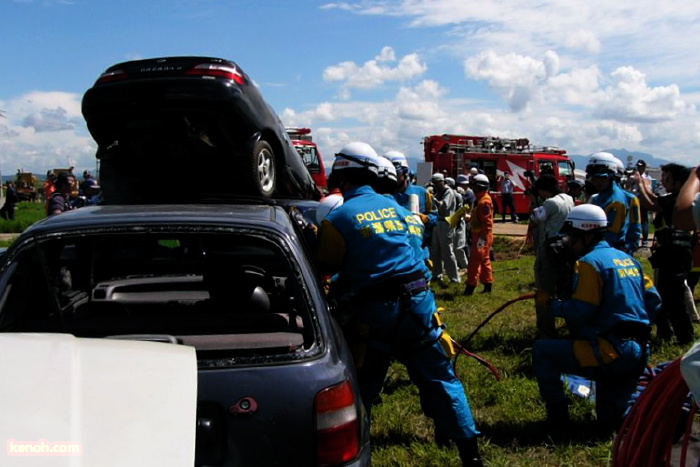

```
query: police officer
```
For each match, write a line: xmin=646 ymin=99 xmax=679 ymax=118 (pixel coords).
xmin=533 ymin=204 xmax=661 ymax=434
xmin=316 ymin=142 xmax=483 ymax=466
xmin=384 ymin=150 xmax=438 ymax=249
xmin=586 ymin=152 xmax=641 ymax=253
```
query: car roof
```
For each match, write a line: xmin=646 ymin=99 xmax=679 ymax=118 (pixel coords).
xmin=23 ymin=204 xmax=298 ymax=237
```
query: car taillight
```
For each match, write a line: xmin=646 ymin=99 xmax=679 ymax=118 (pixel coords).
xmin=185 ymin=63 xmax=246 ymax=85
xmin=95 ymin=69 xmax=128 ymax=85
xmin=315 ymin=380 xmax=360 ymax=466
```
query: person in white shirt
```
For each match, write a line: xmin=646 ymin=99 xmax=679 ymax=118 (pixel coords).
xmin=530 ymin=174 xmax=574 ymax=338
xmin=627 ymin=159 xmax=653 ymax=246
xmin=499 ymin=172 xmax=518 ymax=223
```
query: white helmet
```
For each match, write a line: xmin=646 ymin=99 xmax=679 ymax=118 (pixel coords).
xmin=383 ymin=150 xmax=409 ymax=172
xmin=472 ymin=173 xmax=490 ymax=189
xmin=613 ymin=157 xmax=625 ymax=175
xmin=560 ymin=204 xmax=608 ymax=235
xmin=586 ymin=152 xmax=618 ymax=177
xmin=332 ymin=142 xmax=381 ymax=176
xmin=445 ymin=177 xmax=455 ymax=188
xmin=372 ymin=156 xmax=398 ymax=193
xmin=315 ymin=194 xmax=344 ymax=224
xmin=376 ymin=156 xmax=398 ymax=182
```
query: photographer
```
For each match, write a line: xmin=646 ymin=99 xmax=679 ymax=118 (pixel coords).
xmin=636 ymin=163 xmax=695 ymax=344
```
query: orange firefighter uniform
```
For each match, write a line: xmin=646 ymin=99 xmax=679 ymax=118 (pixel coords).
xmin=466 ymin=190 xmax=494 ymax=287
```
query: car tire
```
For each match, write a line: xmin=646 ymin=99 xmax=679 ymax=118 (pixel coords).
xmin=247 ymin=140 xmax=276 ymax=198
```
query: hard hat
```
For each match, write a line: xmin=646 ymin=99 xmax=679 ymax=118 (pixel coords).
xmin=332 ymin=142 xmax=381 ymax=176
xmin=469 ymin=167 xmax=479 ymax=175
xmin=612 ymin=157 xmax=625 ymax=175
xmin=560 ymin=204 xmax=608 ymax=235
xmin=636 ymin=159 xmax=647 ymax=167
xmin=383 ymin=150 xmax=409 ymax=171
xmin=431 ymin=173 xmax=445 ymax=182
xmin=372 ymin=156 xmax=398 ymax=193
xmin=445 ymin=177 xmax=455 ymax=188
xmin=315 ymin=194 xmax=344 ymax=224
xmin=376 ymin=156 xmax=398 ymax=183
xmin=586 ymin=152 xmax=618 ymax=177
xmin=456 ymin=174 xmax=470 ymax=185
xmin=472 ymin=173 xmax=489 ymax=189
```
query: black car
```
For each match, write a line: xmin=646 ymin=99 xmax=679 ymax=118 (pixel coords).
xmin=0 ymin=203 xmax=369 ymax=466
xmin=82 ymin=56 xmax=320 ymax=202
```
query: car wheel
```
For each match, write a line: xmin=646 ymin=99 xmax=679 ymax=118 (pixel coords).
xmin=248 ymin=141 xmax=276 ymax=198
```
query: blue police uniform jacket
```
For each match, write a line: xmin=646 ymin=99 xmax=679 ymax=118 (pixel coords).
xmin=590 ymin=182 xmax=639 ymax=251
xmin=317 ymin=185 xmax=429 ymax=293
xmin=622 ymin=189 xmax=642 ymax=251
xmin=550 ymin=240 xmax=661 ymax=340
xmin=393 ymin=183 xmax=438 ymax=227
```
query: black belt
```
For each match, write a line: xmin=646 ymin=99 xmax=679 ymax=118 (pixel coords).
xmin=357 ymin=272 xmax=428 ymax=302
xmin=607 ymin=321 xmax=651 ymax=342
xmin=402 ymin=278 xmax=429 ymax=295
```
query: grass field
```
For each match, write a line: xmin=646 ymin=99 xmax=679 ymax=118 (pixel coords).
xmin=0 ymin=201 xmax=46 ymax=240
xmin=0 ymin=203 xmax=692 ymax=465
xmin=370 ymin=238 xmax=693 ymax=467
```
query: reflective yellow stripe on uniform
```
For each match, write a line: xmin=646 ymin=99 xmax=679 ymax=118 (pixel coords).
xmin=604 ymin=201 xmax=627 ymax=235
xmin=571 ymin=261 xmax=602 ymax=307
xmin=316 ymin=220 xmax=346 ymax=271
xmin=573 ymin=337 xmax=620 ymax=367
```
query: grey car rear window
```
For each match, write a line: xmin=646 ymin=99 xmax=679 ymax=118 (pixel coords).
xmin=0 ymin=231 xmax=317 ymax=359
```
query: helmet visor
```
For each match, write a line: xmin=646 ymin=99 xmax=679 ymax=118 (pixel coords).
xmin=586 ymin=165 xmax=613 ymax=178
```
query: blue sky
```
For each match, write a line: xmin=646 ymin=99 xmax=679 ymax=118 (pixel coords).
xmin=1 ymin=0 xmax=700 ymax=176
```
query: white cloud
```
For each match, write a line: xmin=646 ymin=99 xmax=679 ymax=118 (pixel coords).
xmin=0 ymin=91 xmax=96 ymax=175
xmin=324 ymin=0 xmax=700 ymax=87
xmin=323 ymin=47 xmax=427 ymax=98
xmin=564 ymin=29 xmax=601 ymax=54
xmin=465 ymin=50 xmax=555 ymax=112
xmin=376 ymin=46 xmax=396 ymax=62
xmin=594 ymin=66 xmax=690 ymax=123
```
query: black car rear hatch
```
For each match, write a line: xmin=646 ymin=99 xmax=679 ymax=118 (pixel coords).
xmin=82 ymin=57 xmax=279 ymax=203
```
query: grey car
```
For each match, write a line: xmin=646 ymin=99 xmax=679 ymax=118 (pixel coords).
xmin=0 ymin=203 xmax=369 ymax=466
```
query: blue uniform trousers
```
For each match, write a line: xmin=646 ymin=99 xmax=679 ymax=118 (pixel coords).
xmin=355 ymin=289 xmax=479 ymax=440
xmin=533 ymin=337 xmax=646 ymax=428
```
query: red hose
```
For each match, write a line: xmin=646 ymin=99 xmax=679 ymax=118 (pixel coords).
xmin=612 ymin=358 xmax=694 ymax=466
xmin=462 ymin=292 xmax=536 ymax=345
xmin=450 ymin=293 xmax=536 ymax=381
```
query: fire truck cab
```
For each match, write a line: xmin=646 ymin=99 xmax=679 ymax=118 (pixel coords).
xmin=286 ymin=128 xmax=328 ymax=192
xmin=423 ymin=134 xmax=575 ymax=218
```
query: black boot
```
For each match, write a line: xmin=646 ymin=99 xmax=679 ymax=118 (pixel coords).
xmin=435 ymin=429 xmax=452 ymax=448
xmin=455 ymin=437 xmax=483 ymax=467
xmin=463 ymin=284 xmax=476 ymax=296
xmin=545 ymin=401 xmax=570 ymax=436
xmin=480 ymin=283 xmax=492 ymax=293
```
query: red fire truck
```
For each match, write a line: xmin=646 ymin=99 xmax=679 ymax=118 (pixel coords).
xmin=423 ymin=134 xmax=575 ymax=218
xmin=286 ymin=127 xmax=328 ymax=191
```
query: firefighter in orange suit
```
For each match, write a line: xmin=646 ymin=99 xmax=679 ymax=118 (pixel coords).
xmin=464 ymin=174 xmax=494 ymax=295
